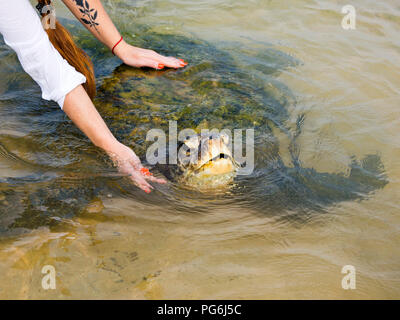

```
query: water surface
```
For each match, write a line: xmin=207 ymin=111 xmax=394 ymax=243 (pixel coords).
xmin=0 ymin=0 xmax=399 ymax=299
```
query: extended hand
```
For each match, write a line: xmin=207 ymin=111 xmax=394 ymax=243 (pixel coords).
xmin=107 ymin=142 xmax=166 ymax=193
xmin=114 ymin=40 xmax=187 ymax=70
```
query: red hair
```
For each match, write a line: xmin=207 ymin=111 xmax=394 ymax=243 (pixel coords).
xmin=38 ymin=0 xmax=96 ymax=99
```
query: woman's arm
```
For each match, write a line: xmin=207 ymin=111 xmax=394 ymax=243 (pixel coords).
xmin=62 ymin=0 xmax=187 ymax=69
xmin=63 ymin=85 xmax=166 ymax=193
xmin=0 ymin=1 xmax=161 ymax=192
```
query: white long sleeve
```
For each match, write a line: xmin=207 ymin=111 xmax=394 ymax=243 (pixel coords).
xmin=0 ymin=0 xmax=86 ymax=108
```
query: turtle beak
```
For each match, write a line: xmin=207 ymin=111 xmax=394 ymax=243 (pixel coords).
xmin=192 ymin=152 xmax=239 ymax=175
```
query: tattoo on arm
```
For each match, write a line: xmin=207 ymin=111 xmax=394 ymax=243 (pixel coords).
xmin=73 ymin=0 xmax=99 ymax=32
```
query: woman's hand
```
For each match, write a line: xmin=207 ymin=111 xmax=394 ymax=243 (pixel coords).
xmin=106 ymin=142 xmax=166 ymax=193
xmin=114 ymin=40 xmax=187 ymax=70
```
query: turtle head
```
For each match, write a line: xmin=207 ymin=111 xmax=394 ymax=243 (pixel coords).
xmin=177 ymin=132 xmax=239 ymax=185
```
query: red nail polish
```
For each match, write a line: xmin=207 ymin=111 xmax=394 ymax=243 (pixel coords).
xmin=158 ymin=63 xmax=164 ymax=69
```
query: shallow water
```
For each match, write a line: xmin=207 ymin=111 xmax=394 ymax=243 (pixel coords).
xmin=0 ymin=0 xmax=399 ymax=299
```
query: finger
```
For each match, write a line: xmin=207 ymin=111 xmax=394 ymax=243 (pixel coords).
xmin=146 ymin=51 xmax=187 ymax=69
xmin=145 ymin=56 xmax=187 ymax=69
xmin=130 ymin=174 xmax=154 ymax=193
xmin=162 ymin=56 xmax=188 ymax=69
xmin=146 ymin=175 xmax=167 ymax=184
xmin=158 ymin=56 xmax=187 ymax=69
xmin=137 ymin=57 xmax=165 ymax=69
xmin=140 ymin=167 xmax=151 ymax=176
xmin=138 ymin=166 xmax=167 ymax=184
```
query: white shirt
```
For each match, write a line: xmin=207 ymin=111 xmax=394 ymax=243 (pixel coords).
xmin=0 ymin=0 xmax=86 ymax=108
